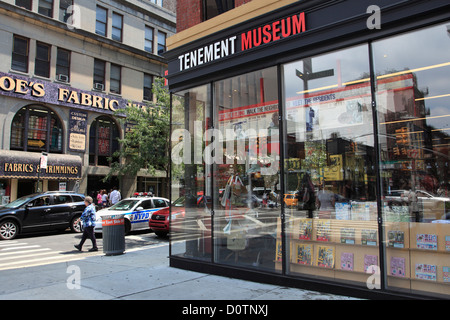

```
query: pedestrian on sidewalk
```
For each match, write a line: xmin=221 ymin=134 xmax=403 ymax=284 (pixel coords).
xmin=101 ymin=189 xmax=108 ymax=208
xmin=74 ymin=196 xmax=98 ymax=252
xmin=109 ymin=186 xmax=121 ymax=206
xmin=96 ymin=190 xmax=102 ymax=209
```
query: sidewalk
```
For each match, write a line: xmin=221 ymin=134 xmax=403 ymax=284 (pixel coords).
xmin=0 ymin=242 xmax=360 ymax=300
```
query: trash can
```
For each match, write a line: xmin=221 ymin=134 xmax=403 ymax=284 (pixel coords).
xmin=101 ymin=214 xmax=125 ymax=256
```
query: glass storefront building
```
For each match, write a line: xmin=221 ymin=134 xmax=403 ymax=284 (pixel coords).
xmin=165 ymin=0 xmax=450 ymax=299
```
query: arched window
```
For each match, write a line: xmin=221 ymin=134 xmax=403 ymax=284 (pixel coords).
xmin=89 ymin=116 xmax=120 ymax=166
xmin=10 ymin=105 xmax=63 ymax=153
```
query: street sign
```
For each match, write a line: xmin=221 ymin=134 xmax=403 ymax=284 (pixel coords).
xmin=40 ymin=152 xmax=48 ymax=169
xmin=28 ymin=140 xmax=45 ymax=148
xmin=295 ymin=68 xmax=335 ymax=81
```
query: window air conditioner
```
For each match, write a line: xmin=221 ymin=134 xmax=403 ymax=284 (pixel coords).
xmin=94 ymin=83 xmax=105 ymax=91
xmin=57 ymin=74 xmax=69 ymax=82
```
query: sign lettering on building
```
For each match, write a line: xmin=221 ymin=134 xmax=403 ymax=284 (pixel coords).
xmin=1 ymin=162 xmax=80 ymax=179
xmin=0 ymin=72 xmax=148 ymax=114
xmin=68 ymin=109 xmax=88 ymax=152
xmin=176 ymin=12 xmax=306 ymax=73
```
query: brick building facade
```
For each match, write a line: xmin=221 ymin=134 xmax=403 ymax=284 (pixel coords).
xmin=176 ymin=0 xmax=253 ymax=32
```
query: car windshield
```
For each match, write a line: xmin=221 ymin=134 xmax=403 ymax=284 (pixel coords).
xmin=109 ymin=199 xmax=139 ymax=211
xmin=173 ymin=197 xmax=185 ymax=207
xmin=2 ymin=195 xmax=37 ymax=208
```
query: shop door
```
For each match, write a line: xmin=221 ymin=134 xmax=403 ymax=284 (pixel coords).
xmin=17 ymin=180 xmax=36 ymax=198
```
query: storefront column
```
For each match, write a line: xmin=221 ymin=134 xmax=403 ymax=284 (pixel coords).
xmin=10 ymin=179 xmax=18 ymax=201
xmin=122 ymin=175 xmax=137 ymax=198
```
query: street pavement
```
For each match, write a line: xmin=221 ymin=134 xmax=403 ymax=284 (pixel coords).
xmin=0 ymin=237 xmax=361 ymax=301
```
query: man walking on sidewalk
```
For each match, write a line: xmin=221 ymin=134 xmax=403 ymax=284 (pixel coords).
xmin=74 ymin=196 xmax=98 ymax=252
xmin=109 ymin=186 xmax=121 ymax=206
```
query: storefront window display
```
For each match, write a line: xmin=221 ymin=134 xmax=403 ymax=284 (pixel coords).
xmin=11 ymin=105 xmax=63 ymax=153
xmin=373 ymin=22 xmax=450 ymax=297
xmin=89 ymin=116 xmax=120 ymax=166
xmin=171 ymin=84 xmax=212 ymax=261
xmin=281 ymin=45 xmax=378 ymax=285
xmin=168 ymin=18 xmax=450 ymax=299
xmin=212 ymin=67 xmax=281 ymax=272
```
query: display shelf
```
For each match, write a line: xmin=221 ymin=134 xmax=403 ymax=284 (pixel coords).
xmin=276 ymin=217 xmax=450 ymax=294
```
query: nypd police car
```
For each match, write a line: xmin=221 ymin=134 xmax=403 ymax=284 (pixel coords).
xmin=94 ymin=195 xmax=169 ymax=235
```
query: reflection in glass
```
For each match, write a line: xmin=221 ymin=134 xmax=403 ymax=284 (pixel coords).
xmin=171 ymin=85 xmax=212 ymax=261
xmin=212 ymin=67 xmax=281 ymax=272
xmin=282 ymin=45 xmax=378 ymax=286
xmin=168 ymin=21 xmax=450 ymax=299
xmin=374 ymin=22 xmax=450 ymax=297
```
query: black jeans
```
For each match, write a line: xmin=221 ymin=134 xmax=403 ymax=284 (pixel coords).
xmin=79 ymin=226 xmax=97 ymax=249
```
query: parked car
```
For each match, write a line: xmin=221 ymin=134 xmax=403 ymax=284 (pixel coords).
xmin=384 ymin=190 xmax=450 ymax=221
xmin=0 ymin=191 xmax=86 ymax=240
xmin=94 ymin=196 xmax=169 ymax=235
xmin=148 ymin=207 xmax=171 ymax=237
xmin=149 ymin=195 xmax=210 ymax=237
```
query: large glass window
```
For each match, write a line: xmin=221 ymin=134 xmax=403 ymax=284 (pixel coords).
xmin=38 ymin=0 xmax=53 ymax=17
xmin=11 ymin=35 xmax=29 ymax=73
xmin=213 ymin=67 xmax=280 ymax=273
xmin=282 ymin=45 xmax=377 ymax=286
xmin=143 ymin=73 xmax=153 ymax=101
xmin=11 ymin=105 xmax=63 ymax=153
xmin=16 ymin=0 xmax=32 ymax=10
xmin=95 ymin=6 xmax=108 ymax=37
xmin=157 ymin=31 xmax=166 ymax=55
xmin=93 ymin=58 xmax=106 ymax=91
xmin=110 ymin=64 xmax=121 ymax=94
xmin=56 ymin=48 xmax=70 ymax=82
xmin=145 ymin=26 xmax=154 ymax=53
xmin=112 ymin=12 xmax=123 ymax=42
xmin=171 ymin=84 xmax=211 ymax=261
xmin=89 ymin=116 xmax=120 ymax=166
xmin=35 ymin=42 xmax=51 ymax=78
xmin=374 ymin=22 xmax=450 ymax=298
xmin=169 ymin=18 xmax=450 ymax=299
xmin=59 ymin=0 xmax=73 ymax=23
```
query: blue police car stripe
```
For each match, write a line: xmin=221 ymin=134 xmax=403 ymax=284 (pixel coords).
xmin=129 ymin=208 xmax=164 ymax=224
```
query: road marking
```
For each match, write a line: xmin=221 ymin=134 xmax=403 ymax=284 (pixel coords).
xmin=0 ymin=254 xmax=80 ymax=268
xmin=0 ymin=250 xmax=58 ymax=261
xmin=0 ymin=241 xmax=21 ymax=247
xmin=0 ymin=248 xmax=51 ymax=257
xmin=1 ymin=245 xmax=40 ymax=251
xmin=0 ymin=239 xmax=99 ymax=271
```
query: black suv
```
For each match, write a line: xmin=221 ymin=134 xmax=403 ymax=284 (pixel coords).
xmin=0 ymin=192 xmax=86 ymax=240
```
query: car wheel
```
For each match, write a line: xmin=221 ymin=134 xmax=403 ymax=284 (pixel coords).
xmin=70 ymin=215 xmax=82 ymax=233
xmin=124 ymin=219 xmax=131 ymax=235
xmin=0 ymin=220 xmax=19 ymax=240
xmin=154 ymin=231 xmax=168 ymax=238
